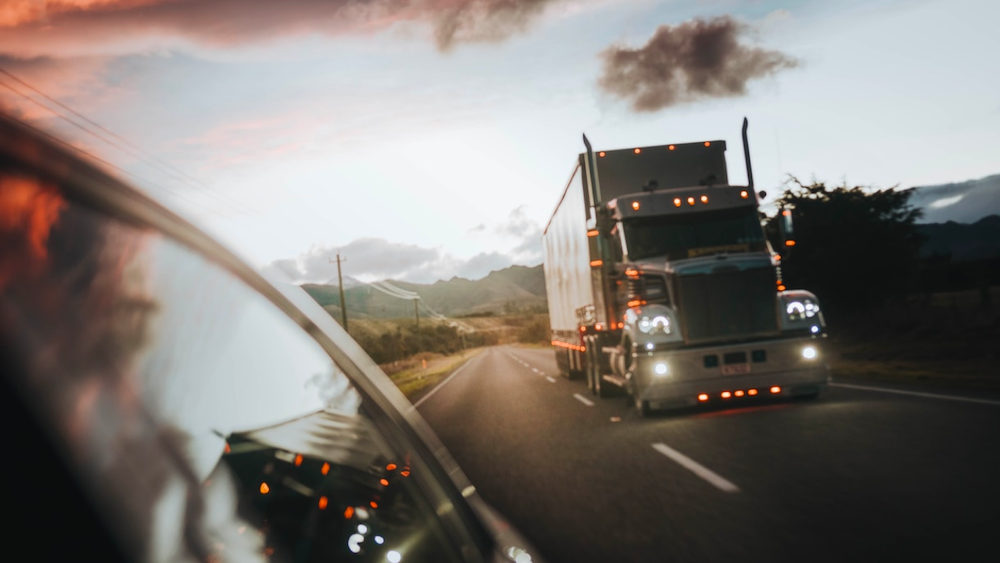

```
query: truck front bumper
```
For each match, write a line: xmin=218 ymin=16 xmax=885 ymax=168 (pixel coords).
xmin=630 ymin=336 xmax=831 ymax=409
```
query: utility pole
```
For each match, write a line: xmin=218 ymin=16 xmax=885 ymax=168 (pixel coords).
xmin=329 ymin=254 xmax=348 ymax=332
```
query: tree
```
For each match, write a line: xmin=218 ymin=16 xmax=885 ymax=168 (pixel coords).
xmin=766 ymin=178 xmax=924 ymax=316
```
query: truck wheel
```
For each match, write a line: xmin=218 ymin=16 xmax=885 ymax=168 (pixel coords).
xmin=634 ymin=394 xmax=650 ymax=417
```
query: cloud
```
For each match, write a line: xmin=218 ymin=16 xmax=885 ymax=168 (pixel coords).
xmin=0 ymin=0 xmax=564 ymax=59
xmin=261 ymin=236 xmax=518 ymax=284
xmin=598 ymin=16 xmax=798 ymax=112
xmin=494 ymin=205 xmax=542 ymax=261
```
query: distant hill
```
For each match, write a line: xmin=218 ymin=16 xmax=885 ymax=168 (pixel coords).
xmin=303 ymin=264 xmax=546 ymax=320
xmin=918 ymin=215 xmax=1000 ymax=261
xmin=909 ymin=174 xmax=1000 ymax=224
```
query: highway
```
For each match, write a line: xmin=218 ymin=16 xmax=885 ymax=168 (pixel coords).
xmin=415 ymin=346 xmax=1000 ymax=562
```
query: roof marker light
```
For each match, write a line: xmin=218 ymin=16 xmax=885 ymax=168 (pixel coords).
xmin=634 ymin=148 xmax=641 ymax=154
xmin=748 ymin=389 xmax=758 ymax=396
xmin=700 ymin=195 xmax=708 ymax=204
xmin=721 ymin=391 xmax=732 ymax=399
xmin=704 ymin=141 xmax=711 ymax=147
xmin=598 ymin=151 xmax=606 ymax=157
xmin=734 ymin=390 xmax=745 ymax=397
xmin=674 ymin=198 xmax=682 ymax=207
xmin=698 ymin=393 xmax=709 ymax=401
xmin=632 ymin=201 xmax=640 ymax=210
xmin=741 ymin=190 xmax=749 ymax=199
xmin=668 ymin=145 xmax=676 ymax=151
xmin=770 ymin=386 xmax=781 ymax=394
xmin=687 ymin=197 xmax=695 ymax=206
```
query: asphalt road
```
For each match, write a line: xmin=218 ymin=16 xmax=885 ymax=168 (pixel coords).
xmin=416 ymin=345 xmax=1000 ymax=563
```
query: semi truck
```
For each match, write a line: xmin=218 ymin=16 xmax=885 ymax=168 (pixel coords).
xmin=541 ymin=119 xmax=830 ymax=416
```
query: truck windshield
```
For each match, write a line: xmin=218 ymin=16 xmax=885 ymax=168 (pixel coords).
xmin=623 ymin=207 xmax=765 ymax=260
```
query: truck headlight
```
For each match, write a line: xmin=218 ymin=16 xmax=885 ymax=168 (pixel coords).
xmin=786 ymin=299 xmax=820 ymax=322
xmin=654 ymin=362 xmax=670 ymax=376
xmin=802 ymin=345 xmax=818 ymax=360
xmin=638 ymin=315 xmax=670 ymax=335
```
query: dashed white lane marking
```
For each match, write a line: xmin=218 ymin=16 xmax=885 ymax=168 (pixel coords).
xmin=831 ymin=382 xmax=1000 ymax=407
xmin=532 ymin=368 xmax=539 ymax=373
xmin=539 ymin=372 xmax=545 ymax=376
xmin=573 ymin=393 xmax=595 ymax=406
xmin=651 ymin=443 xmax=740 ymax=493
xmin=546 ymin=376 xmax=557 ymax=383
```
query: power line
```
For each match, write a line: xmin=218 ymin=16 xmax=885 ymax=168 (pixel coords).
xmin=0 ymin=67 xmax=256 ymax=216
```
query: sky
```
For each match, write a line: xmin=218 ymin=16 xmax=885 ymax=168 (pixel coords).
xmin=2 ymin=0 xmax=998 ymax=284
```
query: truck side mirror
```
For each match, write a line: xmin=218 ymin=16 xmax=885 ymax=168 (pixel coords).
xmin=779 ymin=208 xmax=796 ymax=247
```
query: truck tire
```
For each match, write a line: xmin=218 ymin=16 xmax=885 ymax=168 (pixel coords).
xmin=634 ymin=394 xmax=650 ymax=417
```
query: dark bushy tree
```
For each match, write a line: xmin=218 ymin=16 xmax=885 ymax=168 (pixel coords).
xmin=766 ymin=178 xmax=924 ymax=316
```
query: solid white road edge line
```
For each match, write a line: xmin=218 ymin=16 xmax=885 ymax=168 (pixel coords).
xmin=413 ymin=359 xmax=475 ymax=409
xmin=830 ymin=382 xmax=1000 ymax=406
xmin=652 ymin=443 xmax=740 ymax=493
xmin=573 ymin=393 xmax=594 ymax=406
xmin=546 ymin=376 xmax=557 ymax=383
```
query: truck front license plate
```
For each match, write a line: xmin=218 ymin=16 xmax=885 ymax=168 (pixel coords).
xmin=722 ymin=364 xmax=751 ymax=375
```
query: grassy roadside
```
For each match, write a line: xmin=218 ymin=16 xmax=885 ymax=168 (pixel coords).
xmin=386 ymin=348 xmax=485 ymax=400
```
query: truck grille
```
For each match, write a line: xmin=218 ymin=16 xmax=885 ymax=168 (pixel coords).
xmin=677 ymin=267 xmax=778 ymax=343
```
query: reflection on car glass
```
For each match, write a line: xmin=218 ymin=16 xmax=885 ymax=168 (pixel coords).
xmin=0 ymin=170 xmax=455 ymax=563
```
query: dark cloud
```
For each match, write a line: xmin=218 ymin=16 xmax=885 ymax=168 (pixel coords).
xmin=598 ymin=16 xmax=798 ymax=112
xmin=0 ymin=0 xmax=563 ymax=58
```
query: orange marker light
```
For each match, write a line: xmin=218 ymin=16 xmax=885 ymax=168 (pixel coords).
xmin=370 ymin=501 xmax=378 ymax=509
xmin=580 ymin=326 xmax=587 ymax=333
xmin=748 ymin=389 xmax=758 ymax=396
xmin=632 ymin=201 xmax=640 ymax=210
xmin=344 ymin=506 xmax=355 ymax=519
xmin=224 ymin=443 xmax=231 ymax=454
xmin=782 ymin=209 xmax=791 ymax=217
xmin=294 ymin=454 xmax=303 ymax=467
xmin=387 ymin=463 xmax=397 ymax=471
xmin=770 ymin=386 xmax=781 ymax=394
xmin=741 ymin=190 xmax=749 ymax=199
xmin=634 ymin=148 xmax=641 ymax=154
xmin=700 ymin=195 xmax=708 ymax=204
xmin=321 ymin=462 xmax=330 ymax=475
xmin=595 ymin=323 xmax=603 ymax=331
xmin=625 ymin=268 xmax=639 ymax=277
xmin=617 ymin=322 xmax=624 ymax=329
xmin=785 ymin=240 xmax=797 ymax=247
xmin=721 ymin=391 xmax=732 ymax=399
xmin=590 ymin=259 xmax=603 ymax=267
xmin=774 ymin=254 xmax=781 ymax=261
xmin=668 ymin=145 xmax=676 ymax=151
xmin=674 ymin=198 xmax=682 ymax=207
xmin=318 ymin=496 xmax=329 ymax=510
xmin=734 ymin=390 xmax=745 ymax=397
xmin=598 ymin=151 xmax=606 ymax=157
xmin=704 ymin=141 xmax=711 ymax=147
xmin=698 ymin=393 xmax=709 ymax=401
xmin=687 ymin=197 xmax=695 ymax=206
xmin=260 ymin=482 xmax=270 ymax=494
xmin=400 ymin=471 xmax=410 ymax=477
xmin=777 ymin=285 xmax=786 ymax=291
xmin=380 ymin=479 xmax=389 ymax=486
xmin=627 ymin=299 xmax=642 ymax=308
xmin=587 ymin=229 xmax=599 ymax=237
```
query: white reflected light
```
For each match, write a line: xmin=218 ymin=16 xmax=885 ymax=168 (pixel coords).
xmin=348 ymin=533 xmax=364 ymax=554
xmin=387 ymin=550 xmax=402 ymax=563
xmin=802 ymin=346 xmax=817 ymax=360
xmin=645 ymin=342 xmax=654 ymax=350
xmin=811 ymin=326 xmax=820 ymax=334
xmin=375 ymin=536 xmax=385 ymax=545
xmin=507 ymin=547 xmax=534 ymax=563
xmin=654 ymin=363 xmax=669 ymax=376
xmin=358 ymin=524 xmax=368 ymax=534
